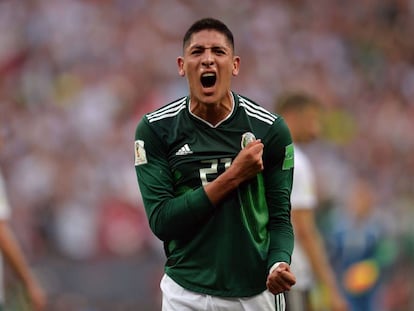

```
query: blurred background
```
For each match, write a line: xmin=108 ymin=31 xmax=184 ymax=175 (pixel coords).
xmin=0 ymin=0 xmax=413 ymax=310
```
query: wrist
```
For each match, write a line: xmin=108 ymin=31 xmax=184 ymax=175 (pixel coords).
xmin=269 ymin=261 xmax=288 ymax=274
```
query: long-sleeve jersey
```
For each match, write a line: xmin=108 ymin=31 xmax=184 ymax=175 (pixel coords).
xmin=134 ymin=92 xmax=294 ymax=297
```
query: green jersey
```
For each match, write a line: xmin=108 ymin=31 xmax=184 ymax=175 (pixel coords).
xmin=134 ymin=92 xmax=294 ymax=297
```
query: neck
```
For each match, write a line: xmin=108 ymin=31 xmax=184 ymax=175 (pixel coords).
xmin=190 ymin=92 xmax=233 ymax=126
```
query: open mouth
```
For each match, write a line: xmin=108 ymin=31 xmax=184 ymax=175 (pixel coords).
xmin=200 ymin=73 xmax=217 ymax=88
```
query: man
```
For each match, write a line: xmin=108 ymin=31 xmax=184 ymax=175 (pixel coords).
xmin=275 ymin=92 xmax=348 ymax=311
xmin=134 ymin=18 xmax=296 ymax=310
xmin=0 ymin=170 xmax=47 ymax=311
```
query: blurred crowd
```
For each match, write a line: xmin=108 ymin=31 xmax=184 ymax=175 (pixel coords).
xmin=0 ymin=0 xmax=414 ymax=310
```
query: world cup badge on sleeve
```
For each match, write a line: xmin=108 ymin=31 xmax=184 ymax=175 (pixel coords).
xmin=134 ymin=140 xmax=147 ymax=166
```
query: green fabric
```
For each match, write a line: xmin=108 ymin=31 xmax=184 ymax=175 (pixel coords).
xmin=135 ymin=92 xmax=294 ymax=297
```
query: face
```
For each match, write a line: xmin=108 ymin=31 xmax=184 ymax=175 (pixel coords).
xmin=294 ymin=106 xmax=321 ymax=143
xmin=177 ymin=30 xmax=240 ymax=105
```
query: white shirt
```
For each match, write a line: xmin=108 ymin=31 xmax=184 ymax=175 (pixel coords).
xmin=290 ymin=145 xmax=317 ymax=290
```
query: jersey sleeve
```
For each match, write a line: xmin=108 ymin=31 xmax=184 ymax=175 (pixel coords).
xmin=263 ymin=117 xmax=294 ymax=268
xmin=134 ymin=117 xmax=214 ymax=241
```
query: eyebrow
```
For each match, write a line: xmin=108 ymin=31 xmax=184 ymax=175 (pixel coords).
xmin=188 ymin=44 xmax=231 ymax=54
xmin=190 ymin=44 xmax=227 ymax=50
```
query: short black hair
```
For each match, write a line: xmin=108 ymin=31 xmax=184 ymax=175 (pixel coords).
xmin=275 ymin=91 xmax=321 ymax=114
xmin=182 ymin=18 xmax=234 ymax=51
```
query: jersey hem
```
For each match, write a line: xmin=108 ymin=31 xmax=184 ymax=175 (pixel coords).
xmin=165 ymin=271 xmax=267 ymax=298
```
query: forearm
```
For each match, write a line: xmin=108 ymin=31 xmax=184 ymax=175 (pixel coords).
xmin=266 ymin=172 xmax=294 ymax=268
xmin=299 ymin=226 xmax=341 ymax=292
xmin=0 ymin=222 xmax=38 ymax=287
xmin=148 ymin=167 xmax=243 ymax=240
xmin=203 ymin=163 xmax=243 ymax=206
xmin=268 ymin=223 xmax=294 ymax=268
xmin=145 ymin=187 xmax=213 ymax=241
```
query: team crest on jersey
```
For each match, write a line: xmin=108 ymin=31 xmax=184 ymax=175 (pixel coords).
xmin=241 ymin=132 xmax=256 ymax=149
xmin=134 ymin=140 xmax=147 ymax=166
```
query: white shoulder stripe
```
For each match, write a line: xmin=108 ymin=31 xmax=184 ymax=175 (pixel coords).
xmin=240 ymin=101 xmax=276 ymax=122
xmin=147 ymin=105 xmax=186 ymax=123
xmin=147 ymin=97 xmax=186 ymax=117
xmin=147 ymin=98 xmax=187 ymax=122
xmin=239 ymin=96 xmax=277 ymax=119
xmin=238 ymin=97 xmax=277 ymax=125
xmin=242 ymin=108 xmax=274 ymax=125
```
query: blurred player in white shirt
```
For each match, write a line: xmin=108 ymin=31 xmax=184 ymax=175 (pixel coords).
xmin=0 ymin=134 xmax=46 ymax=311
xmin=275 ymin=92 xmax=349 ymax=311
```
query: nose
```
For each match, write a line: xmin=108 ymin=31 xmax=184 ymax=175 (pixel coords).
xmin=201 ymin=49 xmax=214 ymax=67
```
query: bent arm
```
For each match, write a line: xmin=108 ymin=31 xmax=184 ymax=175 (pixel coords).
xmin=204 ymin=140 xmax=264 ymax=205
xmin=135 ymin=119 xmax=265 ymax=242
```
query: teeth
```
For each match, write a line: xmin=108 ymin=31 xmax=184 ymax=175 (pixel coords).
xmin=202 ymin=73 xmax=215 ymax=77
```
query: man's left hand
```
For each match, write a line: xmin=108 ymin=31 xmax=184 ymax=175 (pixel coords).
xmin=266 ymin=262 xmax=296 ymax=295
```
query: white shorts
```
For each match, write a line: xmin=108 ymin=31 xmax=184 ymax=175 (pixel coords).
xmin=160 ymin=274 xmax=285 ymax=311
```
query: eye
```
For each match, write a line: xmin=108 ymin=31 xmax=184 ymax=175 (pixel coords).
xmin=213 ymin=48 xmax=226 ymax=55
xmin=190 ymin=47 xmax=205 ymax=55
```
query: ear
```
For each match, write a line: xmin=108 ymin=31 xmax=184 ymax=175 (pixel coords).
xmin=177 ymin=57 xmax=185 ymax=77
xmin=232 ymin=56 xmax=240 ymax=76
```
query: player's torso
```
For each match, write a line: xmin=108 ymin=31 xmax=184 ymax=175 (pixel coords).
xmin=145 ymin=94 xmax=282 ymax=296
xmin=149 ymin=95 xmax=274 ymax=194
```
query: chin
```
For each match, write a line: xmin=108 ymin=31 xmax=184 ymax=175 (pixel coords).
xmin=192 ymin=87 xmax=227 ymax=104
xmin=200 ymin=96 xmax=219 ymax=105
xmin=195 ymin=91 xmax=217 ymax=103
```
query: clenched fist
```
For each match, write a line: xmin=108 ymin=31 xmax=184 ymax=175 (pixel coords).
xmin=266 ymin=262 xmax=296 ymax=295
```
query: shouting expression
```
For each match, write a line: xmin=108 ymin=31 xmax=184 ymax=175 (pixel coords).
xmin=177 ymin=29 xmax=240 ymax=106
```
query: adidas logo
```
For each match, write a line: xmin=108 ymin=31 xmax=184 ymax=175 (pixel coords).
xmin=175 ymin=144 xmax=193 ymax=155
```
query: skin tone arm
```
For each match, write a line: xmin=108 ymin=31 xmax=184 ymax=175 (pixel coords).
xmin=292 ymin=209 xmax=348 ymax=311
xmin=0 ymin=221 xmax=46 ymax=311
xmin=203 ymin=140 xmax=264 ymax=205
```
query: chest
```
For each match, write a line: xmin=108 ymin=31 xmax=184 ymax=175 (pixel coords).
xmin=167 ymin=127 xmax=246 ymax=190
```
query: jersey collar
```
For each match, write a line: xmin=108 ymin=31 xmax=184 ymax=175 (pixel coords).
xmin=188 ymin=91 xmax=236 ymax=128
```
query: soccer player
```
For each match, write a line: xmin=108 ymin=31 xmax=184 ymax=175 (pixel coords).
xmin=134 ymin=18 xmax=296 ymax=310
xmin=0 ymin=170 xmax=47 ymax=311
xmin=275 ymin=92 xmax=348 ymax=311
